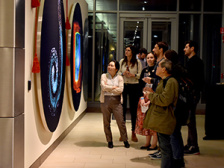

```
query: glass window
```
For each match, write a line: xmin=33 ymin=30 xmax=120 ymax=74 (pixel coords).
xmin=94 ymin=13 xmax=117 ymax=101
xmin=179 ymin=0 xmax=201 ymax=11
xmin=85 ymin=0 xmax=94 ymax=11
xmin=203 ymin=14 xmax=222 ymax=87
xmin=178 ymin=14 xmax=200 ymax=64
xmin=123 ymin=21 xmax=144 ymax=51
xmin=204 ymin=0 xmax=222 ymax=12
xmin=151 ymin=22 xmax=171 ymax=50
xmin=96 ymin=0 xmax=117 ymax=11
xmin=120 ymin=0 xmax=176 ymax=11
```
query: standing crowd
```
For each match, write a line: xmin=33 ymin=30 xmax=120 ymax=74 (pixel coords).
xmin=100 ymin=40 xmax=204 ymax=168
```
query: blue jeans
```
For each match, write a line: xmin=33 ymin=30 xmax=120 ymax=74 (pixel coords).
xmin=158 ymin=133 xmax=173 ymax=168
xmin=170 ymin=123 xmax=184 ymax=159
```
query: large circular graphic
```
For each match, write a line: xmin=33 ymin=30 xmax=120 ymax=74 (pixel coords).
xmin=40 ymin=0 xmax=66 ymax=132
xmin=70 ymin=3 xmax=83 ymax=111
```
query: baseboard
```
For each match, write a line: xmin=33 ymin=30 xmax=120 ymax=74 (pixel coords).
xmin=30 ymin=111 xmax=86 ymax=168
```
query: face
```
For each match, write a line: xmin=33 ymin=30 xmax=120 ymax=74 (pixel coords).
xmin=155 ymin=62 xmax=164 ymax=77
xmin=125 ymin=47 xmax=132 ymax=57
xmin=146 ymin=53 xmax=156 ymax=66
xmin=141 ymin=53 xmax=146 ymax=59
xmin=184 ymin=43 xmax=193 ymax=57
xmin=152 ymin=44 xmax=161 ymax=57
xmin=137 ymin=53 xmax=141 ymax=59
xmin=107 ymin=61 xmax=117 ymax=75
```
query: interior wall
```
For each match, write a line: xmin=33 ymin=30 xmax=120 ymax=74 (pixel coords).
xmin=24 ymin=0 xmax=88 ymax=167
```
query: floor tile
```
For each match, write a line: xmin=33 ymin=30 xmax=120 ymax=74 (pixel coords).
xmin=40 ymin=113 xmax=224 ymax=168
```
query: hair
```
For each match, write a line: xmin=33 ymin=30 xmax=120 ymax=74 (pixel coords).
xmin=157 ymin=41 xmax=168 ymax=53
xmin=160 ymin=59 xmax=173 ymax=74
xmin=139 ymin=48 xmax=147 ymax=55
xmin=164 ymin=50 xmax=179 ymax=65
xmin=109 ymin=60 xmax=120 ymax=72
xmin=122 ymin=45 xmax=138 ymax=67
xmin=185 ymin=40 xmax=198 ymax=53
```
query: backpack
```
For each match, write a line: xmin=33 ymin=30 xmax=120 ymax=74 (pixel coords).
xmin=163 ymin=76 xmax=195 ymax=126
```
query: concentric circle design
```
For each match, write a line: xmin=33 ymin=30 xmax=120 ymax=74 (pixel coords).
xmin=40 ymin=0 xmax=66 ymax=132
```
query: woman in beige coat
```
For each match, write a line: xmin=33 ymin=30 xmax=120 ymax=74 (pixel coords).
xmin=100 ymin=60 xmax=130 ymax=148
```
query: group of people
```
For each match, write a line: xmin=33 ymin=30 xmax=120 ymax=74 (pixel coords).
xmin=100 ymin=40 xmax=204 ymax=168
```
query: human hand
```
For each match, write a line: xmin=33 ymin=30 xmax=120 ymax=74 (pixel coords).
xmin=123 ymin=70 xmax=130 ymax=77
xmin=140 ymin=97 xmax=145 ymax=105
xmin=142 ymin=77 xmax=151 ymax=83
xmin=112 ymin=86 xmax=118 ymax=89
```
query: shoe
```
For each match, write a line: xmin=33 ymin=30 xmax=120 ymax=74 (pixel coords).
xmin=183 ymin=144 xmax=190 ymax=151
xmin=147 ymin=146 xmax=158 ymax=151
xmin=150 ymin=151 xmax=161 ymax=159
xmin=124 ymin=141 xmax=130 ymax=148
xmin=173 ymin=158 xmax=185 ymax=168
xmin=148 ymin=150 xmax=160 ymax=157
xmin=184 ymin=146 xmax=200 ymax=155
xmin=131 ymin=131 xmax=138 ymax=142
xmin=140 ymin=144 xmax=151 ymax=149
xmin=108 ymin=142 xmax=113 ymax=148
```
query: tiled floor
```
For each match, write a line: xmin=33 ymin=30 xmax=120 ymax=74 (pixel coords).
xmin=40 ymin=113 xmax=224 ymax=168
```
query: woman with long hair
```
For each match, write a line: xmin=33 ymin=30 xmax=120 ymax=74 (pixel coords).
xmin=118 ymin=45 xmax=142 ymax=142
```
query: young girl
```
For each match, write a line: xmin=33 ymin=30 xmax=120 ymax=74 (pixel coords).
xmin=135 ymin=86 xmax=158 ymax=150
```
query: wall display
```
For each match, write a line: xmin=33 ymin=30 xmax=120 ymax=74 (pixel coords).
xmin=35 ymin=0 xmax=66 ymax=132
xmin=67 ymin=3 xmax=83 ymax=111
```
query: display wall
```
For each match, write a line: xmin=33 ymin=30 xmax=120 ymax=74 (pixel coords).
xmin=25 ymin=0 xmax=88 ymax=167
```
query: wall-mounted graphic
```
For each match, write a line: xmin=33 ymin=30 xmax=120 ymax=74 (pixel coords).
xmin=35 ymin=0 xmax=66 ymax=132
xmin=69 ymin=3 xmax=83 ymax=111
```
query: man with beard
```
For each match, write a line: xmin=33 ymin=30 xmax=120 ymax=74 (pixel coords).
xmin=183 ymin=40 xmax=204 ymax=155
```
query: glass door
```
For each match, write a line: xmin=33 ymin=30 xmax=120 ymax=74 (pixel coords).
xmin=119 ymin=14 xmax=178 ymax=60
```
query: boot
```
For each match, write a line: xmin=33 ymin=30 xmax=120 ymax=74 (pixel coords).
xmin=131 ymin=131 xmax=138 ymax=142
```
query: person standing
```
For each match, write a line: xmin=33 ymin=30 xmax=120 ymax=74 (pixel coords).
xmin=139 ymin=52 xmax=156 ymax=92
xmin=143 ymin=59 xmax=179 ymax=168
xmin=143 ymin=42 xmax=168 ymax=159
xmin=143 ymin=41 xmax=168 ymax=91
xmin=137 ymin=48 xmax=148 ymax=69
xmin=135 ymin=52 xmax=158 ymax=150
xmin=119 ymin=45 xmax=142 ymax=142
xmin=100 ymin=60 xmax=130 ymax=148
xmin=183 ymin=40 xmax=204 ymax=155
xmin=164 ymin=50 xmax=187 ymax=168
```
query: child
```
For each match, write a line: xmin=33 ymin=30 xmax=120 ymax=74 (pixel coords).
xmin=135 ymin=87 xmax=158 ymax=150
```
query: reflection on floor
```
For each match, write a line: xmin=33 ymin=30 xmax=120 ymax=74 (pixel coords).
xmin=40 ymin=113 xmax=224 ymax=168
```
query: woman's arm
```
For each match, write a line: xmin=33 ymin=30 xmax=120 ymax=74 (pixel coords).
xmin=110 ymin=75 xmax=124 ymax=94
xmin=100 ymin=74 xmax=113 ymax=92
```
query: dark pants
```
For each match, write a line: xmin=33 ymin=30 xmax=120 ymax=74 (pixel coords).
xmin=170 ymin=122 xmax=184 ymax=160
xmin=101 ymin=96 xmax=128 ymax=142
xmin=122 ymin=83 xmax=139 ymax=131
xmin=158 ymin=133 xmax=173 ymax=168
xmin=187 ymin=103 xmax=198 ymax=147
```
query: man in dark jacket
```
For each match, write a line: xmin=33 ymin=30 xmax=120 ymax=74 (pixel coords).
xmin=183 ymin=40 xmax=204 ymax=155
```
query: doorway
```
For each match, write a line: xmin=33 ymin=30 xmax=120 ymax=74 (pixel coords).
xmin=118 ymin=14 xmax=178 ymax=60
